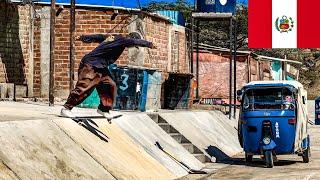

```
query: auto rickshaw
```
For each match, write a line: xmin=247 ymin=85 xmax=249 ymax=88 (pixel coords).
xmin=237 ymin=81 xmax=310 ymax=168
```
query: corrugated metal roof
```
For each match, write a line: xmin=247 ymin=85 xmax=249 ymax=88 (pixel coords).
xmin=245 ymin=80 xmax=303 ymax=89
xmin=196 ymin=44 xmax=302 ymax=65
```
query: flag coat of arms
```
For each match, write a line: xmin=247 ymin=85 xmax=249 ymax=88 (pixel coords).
xmin=249 ymin=0 xmax=320 ymax=48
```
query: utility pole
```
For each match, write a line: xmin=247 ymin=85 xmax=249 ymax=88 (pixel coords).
xmin=69 ymin=0 xmax=76 ymax=92
xmin=196 ymin=20 xmax=200 ymax=99
xmin=49 ymin=0 xmax=56 ymax=106
xmin=192 ymin=0 xmax=236 ymax=115
xmin=233 ymin=18 xmax=237 ymax=119
xmin=190 ymin=14 xmax=194 ymax=74
xmin=229 ymin=18 xmax=233 ymax=119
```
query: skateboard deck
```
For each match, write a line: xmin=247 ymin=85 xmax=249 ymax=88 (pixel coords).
xmin=66 ymin=114 xmax=122 ymax=142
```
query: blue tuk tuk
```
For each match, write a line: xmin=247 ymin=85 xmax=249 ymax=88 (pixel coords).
xmin=237 ymin=81 xmax=310 ymax=168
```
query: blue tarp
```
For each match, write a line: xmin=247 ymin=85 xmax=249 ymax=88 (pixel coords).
xmin=271 ymin=61 xmax=295 ymax=81
xmin=156 ymin=10 xmax=185 ymax=25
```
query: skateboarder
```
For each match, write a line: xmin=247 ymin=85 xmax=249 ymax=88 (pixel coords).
xmin=60 ymin=32 xmax=156 ymax=119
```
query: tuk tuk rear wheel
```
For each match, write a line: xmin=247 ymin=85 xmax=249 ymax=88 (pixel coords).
xmin=264 ymin=150 xmax=274 ymax=168
xmin=245 ymin=153 xmax=253 ymax=162
xmin=302 ymin=146 xmax=310 ymax=163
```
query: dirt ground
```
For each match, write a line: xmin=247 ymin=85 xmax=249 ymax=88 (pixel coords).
xmin=180 ymin=125 xmax=320 ymax=180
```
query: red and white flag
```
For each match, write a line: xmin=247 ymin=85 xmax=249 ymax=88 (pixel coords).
xmin=249 ymin=0 xmax=320 ymax=48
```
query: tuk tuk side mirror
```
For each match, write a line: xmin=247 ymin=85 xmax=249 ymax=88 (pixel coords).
xmin=237 ymin=90 xmax=242 ymax=96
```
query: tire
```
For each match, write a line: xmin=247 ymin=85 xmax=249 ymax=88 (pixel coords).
xmin=302 ymin=146 xmax=310 ymax=163
xmin=264 ymin=150 xmax=274 ymax=168
xmin=245 ymin=153 xmax=253 ymax=163
xmin=238 ymin=121 xmax=243 ymax=148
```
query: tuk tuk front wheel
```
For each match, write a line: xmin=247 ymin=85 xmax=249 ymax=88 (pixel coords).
xmin=264 ymin=150 xmax=274 ymax=168
xmin=302 ymin=146 xmax=310 ymax=163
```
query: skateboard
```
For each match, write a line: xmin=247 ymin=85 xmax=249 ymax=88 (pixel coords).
xmin=58 ymin=113 xmax=122 ymax=142
xmin=58 ymin=114 xmax=122 ymax=124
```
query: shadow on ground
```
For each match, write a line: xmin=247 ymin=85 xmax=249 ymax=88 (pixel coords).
xmin=217 ymin=156 xmax=300 ymax=168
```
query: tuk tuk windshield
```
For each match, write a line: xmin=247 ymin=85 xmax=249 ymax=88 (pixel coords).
xmin=242 ymin=87 xmax=296 ymax=111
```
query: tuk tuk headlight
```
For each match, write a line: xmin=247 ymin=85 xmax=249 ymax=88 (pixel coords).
xmin=263 ymin=137 xmax=271 ymax=145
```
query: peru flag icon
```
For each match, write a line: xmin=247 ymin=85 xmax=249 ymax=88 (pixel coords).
xmin=249 ymin=0 xmax=320 ymax=48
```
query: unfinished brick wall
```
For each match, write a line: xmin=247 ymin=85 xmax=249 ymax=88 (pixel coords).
xmin=34 ymin=7 xmax=181 ymax=98
xmin=42 ymin=8 xmax=131 ymax=97
xmin=1 ymin=4 xmax=189 ymax=100
xmin=176 ymin=28 xmax=188 ymax=73
xmin=33 ymin=8 xmax=41 ymax=97
xmin=196 ymin=51 xmax=272 ymax=100
xmin=0 ymin=2 xmax=30 ymax=85
xmin=143 ymin=15 xmax=170 ymax=71
xmin=171 ymin=31 xmax=179 ymax=71
xmin=169 ymin=25 xmax=189 ymax=74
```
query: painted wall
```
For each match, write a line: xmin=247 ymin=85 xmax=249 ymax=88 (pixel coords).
xmin=78 ymin=67 xmax=162 ymax=111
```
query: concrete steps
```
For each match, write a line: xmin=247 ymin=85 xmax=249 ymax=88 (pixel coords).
xmin=170 ymin=133 xmax=190 ymax=143
xmin=148 ymin=114 xmax=212 ymax=163
xmin=114 ymin=114 xmax=205 ymax=177
xmin=158 ymin=123 xmax=179 ymax=133
xmin=194 ymin=154 xmax=211 ymax=163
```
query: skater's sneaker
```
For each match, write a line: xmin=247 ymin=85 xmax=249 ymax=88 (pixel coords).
xmin=60 ymin=107 xmax=75 ymax=118
xmin=97 ymin=109 xmax=122 ymax=120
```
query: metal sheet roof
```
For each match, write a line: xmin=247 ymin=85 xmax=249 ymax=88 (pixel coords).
xmin=245 ymin=80 xmax=303 ymax=89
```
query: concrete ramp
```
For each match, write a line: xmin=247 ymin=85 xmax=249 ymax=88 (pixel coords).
xmin=54 ymin=118 xmax=173 ymax=180
xmin=208 ymin=111 xmax=237 ymax=131
xmin=115 ymin=113 xmax=205 ymax=177
xmin=0 ymin=162 xmax=19 ymax=180
xmin=0 ymin=120 xmax=114 ymax=179
xmin=159 ymin=111 xmax=242 ymax=160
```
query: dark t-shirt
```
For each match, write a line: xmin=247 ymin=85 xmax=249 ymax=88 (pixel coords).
xmin=80 ymin=34 xmax=152 ymax=68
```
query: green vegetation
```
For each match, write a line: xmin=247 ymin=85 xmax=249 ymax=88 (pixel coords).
xmin=147 ymin=0 xmax=320 ymax=99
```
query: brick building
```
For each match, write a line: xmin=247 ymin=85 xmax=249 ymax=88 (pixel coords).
xmin=0 ymin=1 xmax=192 ymax=110
xmin=194 ymin=46 xmax=272 ymax=102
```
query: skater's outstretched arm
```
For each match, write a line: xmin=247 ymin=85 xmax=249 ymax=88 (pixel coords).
xmin=78 ymin=34 xmax=107 ymax=43
xmin=121 ymin=38 xmax=156 ymax=49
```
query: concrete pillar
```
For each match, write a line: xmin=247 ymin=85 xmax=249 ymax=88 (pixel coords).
xmin=167 ymin=25 xmax=172 ymax=72
xmin=27 ymin=5 xmax=34 ymax=97
xmin=40 ymin=7 xmax=51 ymax=98
xmin=128 ymin=15 xmax=145 ymax=67
xmin=0 ymin=83 xmax=7 ymax=99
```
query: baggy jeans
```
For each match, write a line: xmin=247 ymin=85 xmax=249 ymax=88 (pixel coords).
xmin=64 ymin=63 xmax=116 ymax=112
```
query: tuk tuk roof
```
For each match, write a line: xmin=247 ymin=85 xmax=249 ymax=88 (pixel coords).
xmin=244 ymin=81 xmax=303 ymax=89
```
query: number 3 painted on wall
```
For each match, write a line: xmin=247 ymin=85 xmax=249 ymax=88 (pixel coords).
xmin=119 ymin=74 xmax=129 ymax=91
